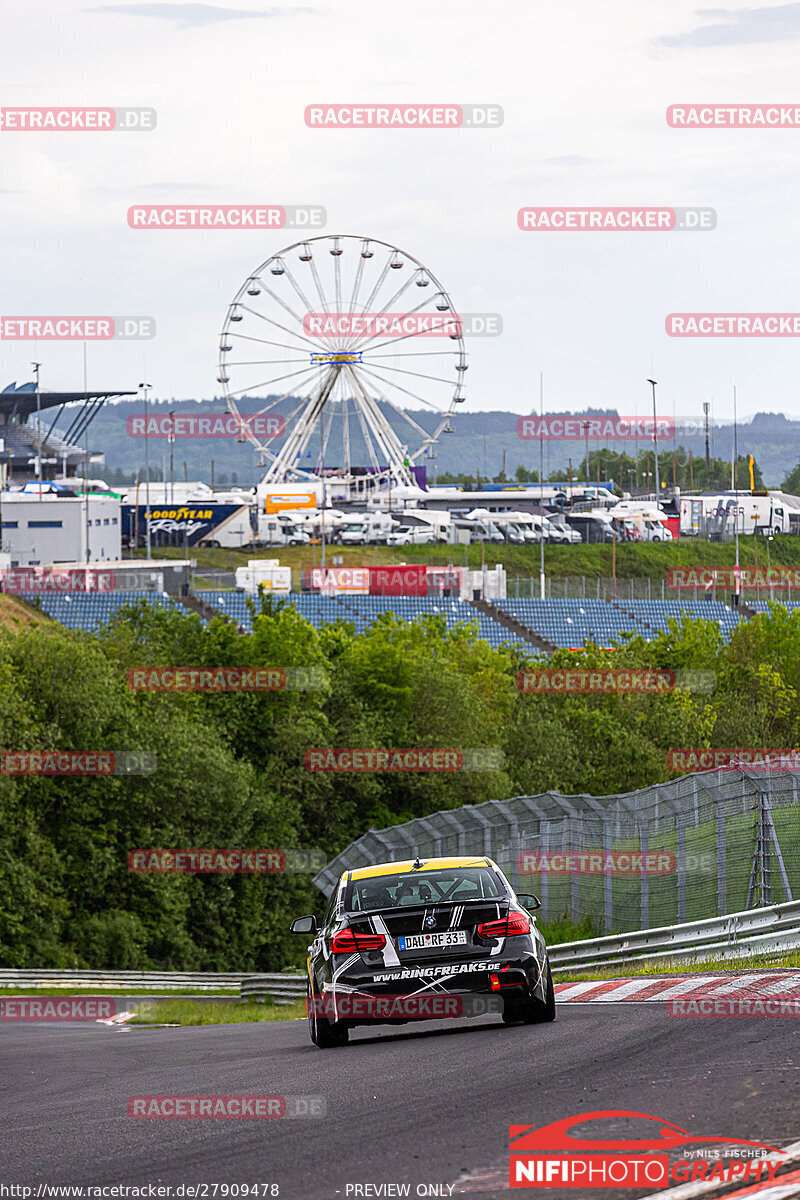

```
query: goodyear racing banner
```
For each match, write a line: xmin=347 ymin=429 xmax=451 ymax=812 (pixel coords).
xmin=122 ymin=503 xmax=255 ymax=547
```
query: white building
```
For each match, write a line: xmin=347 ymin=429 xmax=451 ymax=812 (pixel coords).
xmin=0 ymin=492 xmax=122 ymax=566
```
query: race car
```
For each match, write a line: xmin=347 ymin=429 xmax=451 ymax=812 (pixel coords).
xmin=290 ymin=855 xmax=556 ymax=1048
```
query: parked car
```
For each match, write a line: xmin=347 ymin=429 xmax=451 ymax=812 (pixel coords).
xmin=386 ymin=525 xmax=436 ymax=546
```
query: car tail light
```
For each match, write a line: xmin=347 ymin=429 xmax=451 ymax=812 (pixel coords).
xmin=330 ymin=928 xmax=386 ymax=954
xmin=477 ymin=911 xmax=530 ymax=939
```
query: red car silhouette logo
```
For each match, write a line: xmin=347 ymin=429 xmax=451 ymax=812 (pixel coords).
xmin=509 ymin=1110 xmax=780 ymax=1155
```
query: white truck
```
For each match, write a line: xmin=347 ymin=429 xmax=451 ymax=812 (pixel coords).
xmin=680 ymin=493 xmax=790 ymax=538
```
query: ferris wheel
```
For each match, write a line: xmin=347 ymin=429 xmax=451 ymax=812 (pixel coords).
xmin=217 ymin=234 xmax=467 ymax=493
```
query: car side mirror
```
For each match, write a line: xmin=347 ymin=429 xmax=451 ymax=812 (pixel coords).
xmin=516 ymin=893 xmax=541 ymax=911
xmin=290 ymin=914 xmax=318 ymax=935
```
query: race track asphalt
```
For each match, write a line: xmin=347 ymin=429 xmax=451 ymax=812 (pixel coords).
xmin=1 ymin=1005 xmax=796 ymax=1200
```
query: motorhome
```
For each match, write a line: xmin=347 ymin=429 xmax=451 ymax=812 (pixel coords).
xmin=606 ymin=503 xmax=673 ymax=542
xmin=258 ymin=514 xmax=310 ymax=546
xmin=565 ymin=511 xmax=615 ymax=543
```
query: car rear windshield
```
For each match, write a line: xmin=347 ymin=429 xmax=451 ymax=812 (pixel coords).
xmin=347 ymin=866 xmax=505 ymax=912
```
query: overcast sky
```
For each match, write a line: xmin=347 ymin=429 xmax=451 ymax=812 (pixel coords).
xmin=3 ymin=0 xmax=800 ymax=434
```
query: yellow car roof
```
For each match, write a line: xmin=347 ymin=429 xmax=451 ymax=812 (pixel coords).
xmin=345 ymin=856 xmax=494 ymax=882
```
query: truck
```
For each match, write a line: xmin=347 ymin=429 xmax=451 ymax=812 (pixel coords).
xmin=680 ymin=493 xmax=790 ymax=539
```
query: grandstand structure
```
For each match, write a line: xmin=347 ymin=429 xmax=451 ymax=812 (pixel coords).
xmin=20 ymin=588 xmax=765 ymax=650
xmin=0 ymin=381 xmax=135 ymax=482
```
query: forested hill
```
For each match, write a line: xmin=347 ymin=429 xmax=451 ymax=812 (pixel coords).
xmin=52 ymin=396 xmax=800 ymax=489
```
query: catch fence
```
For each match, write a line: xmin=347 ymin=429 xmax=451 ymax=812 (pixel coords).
xmin=313 ymin=770 xmax=800 ymax=933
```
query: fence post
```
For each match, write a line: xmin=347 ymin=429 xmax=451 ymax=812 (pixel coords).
xmin=603 ymin=819 xmax=613 ymax=931
xmin=571 ymin=815 xmax=580 ymax=922
xmin=764 ymin=782 xmax=794 ymax=902
xmin=761 ymin=789 xmax=772 ymax=906
xmin=639 ymin=820 xmax=650 ymax=927
xmin=540 ymin=821 xmax=550 ymax=920
xmin=676 ymin=818 xmax=687 ymax=923
xmin=716 ymin=804 xmax=727 ymax=915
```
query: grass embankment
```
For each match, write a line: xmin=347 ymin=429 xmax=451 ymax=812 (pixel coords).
xmin=0 ymin=594 xmax=51 ymax=628
xmin=144 ymin=538 xmax=800 ymax=585
xmin=129 ymin=998 xmax=306 ymax=1025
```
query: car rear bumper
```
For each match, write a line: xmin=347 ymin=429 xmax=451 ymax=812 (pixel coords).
xmin=316 ymin=950 xmax=548 ymax=1027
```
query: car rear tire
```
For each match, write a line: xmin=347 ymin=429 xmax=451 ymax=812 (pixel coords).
xmin=524 ymin=961 xmax=556 ymax=1023
xmin=308 ymin=980 xmax=349 ymax=1049
xmin=503 ymin=962 xmax=556 ymax=1025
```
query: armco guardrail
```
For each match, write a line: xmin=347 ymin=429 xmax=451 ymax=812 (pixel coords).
xmin=0 ymin=968 xmax=307 ymax=1006
xmin=241 ymin=975 xmax=307 ymax=1004
xmin=0 ymin=969 xmax=247 ymax=992
xmin=548 ymin=898 xmax=800 ymax=972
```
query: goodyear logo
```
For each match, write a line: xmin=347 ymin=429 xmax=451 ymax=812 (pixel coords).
xmin=145 ymin=508 xmax=213 ymax=519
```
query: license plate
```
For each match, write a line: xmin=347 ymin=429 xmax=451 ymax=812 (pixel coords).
xmin=398 ymin=931 xmax=468 ymax=951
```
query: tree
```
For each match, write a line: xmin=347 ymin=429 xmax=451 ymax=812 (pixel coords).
xmin=781 ymin=461 xmax=800 ymax=495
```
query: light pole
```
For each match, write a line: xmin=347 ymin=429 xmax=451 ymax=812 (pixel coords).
xmin=647 ymin=379 xmax=660 ymax=502
xmin=139 ymin=382 xmax=152 ymax=559
xmin=168 ymin=412 xmax=175 ymax=505
xmin=539 ymin=373 xmax=545 ymax=599
xmin=733 ymin=384 xmax=740 ymax=607
xmin=32 ymin=361 xmax=42 ymax=500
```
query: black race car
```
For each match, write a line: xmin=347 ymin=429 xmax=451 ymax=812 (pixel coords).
xmin=291 ymin=855 xmax=556 ymax=1048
